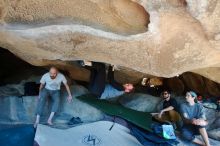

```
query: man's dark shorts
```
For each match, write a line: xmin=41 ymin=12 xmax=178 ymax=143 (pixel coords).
xmin=181 ymin=124 xmax=206 ymax=141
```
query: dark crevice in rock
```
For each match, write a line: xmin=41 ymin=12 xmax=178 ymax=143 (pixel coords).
xmin=0 ymin=48 xmax=46 ymax=86
xmin=164 ymin=72 xmax=220 ymax=97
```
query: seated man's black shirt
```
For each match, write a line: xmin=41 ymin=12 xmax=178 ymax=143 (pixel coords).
xmin=163 ymin=98 xmax=178 ymax=112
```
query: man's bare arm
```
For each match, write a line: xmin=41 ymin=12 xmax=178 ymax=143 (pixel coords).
xmin=182 ymin=117 xmax=194 ymax=124
xmin=161 ymin=106 xmax=174 ymax=113
xmin=64 ymin=83 xmax=72 ymax=102
xmin=158 ymin=106 xmax=174 ymax=118
xmin=38 ymin=83 xmax=45 ymax=99
xmin=195 ymin=119 xmax=208 ymax=126
xmin=39 ymin=83 xmax=44 ymax=92
xmin=182 ymin=117 xmax=208 ymax=126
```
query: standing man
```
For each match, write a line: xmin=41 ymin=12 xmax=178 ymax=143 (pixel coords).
xmin=34 ymin=67 xmax=72 ymax=128
xmin=180 ymin=91 xmax=210 ymax=146
xmin=152 ymin=90 xmax=181 ymax=125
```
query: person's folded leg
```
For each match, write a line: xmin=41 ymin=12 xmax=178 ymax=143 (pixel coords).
xmin=199 ymin=127 xmax=210 ymax=146
xmin=88 ymin=68 xmax=96 ymax=91
xmin=88 ymin=62 xmax=106 ymax=98
xmin=153 ymin=113 xmax=170 ymax=123
xmin=91 ymin=62 xmax=105 ymax=70
xmin=168 ymin=110 xmax=182 ymax=123
xmin=181 ymin=125 xmax=196 ymax=141
xmin=181 ymin=125 xmax=206 ymax=145
xmin=108 ymin=65 xmax=124 ymax=91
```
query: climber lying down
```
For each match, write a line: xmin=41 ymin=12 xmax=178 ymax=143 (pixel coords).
xmin=83 ymin=61 xmax=134 ymax=99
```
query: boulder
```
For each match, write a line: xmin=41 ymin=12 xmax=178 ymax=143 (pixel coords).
xmin=209 ymin=114 xmax=220 ymax=130
xmin=0 ymin=84 xmax=104 ymax=124
xmin=181 ymin=72 xmax=207 ymax=95
xmin=204 ymin=78 xmax=220 ymax=97
xmin=164 ymin=77 xmax=185 ymax=95
xmin=208 ymin=128 xmax=220 ymax=141
xmin=119 ymin=93 xmax=161 ymax=112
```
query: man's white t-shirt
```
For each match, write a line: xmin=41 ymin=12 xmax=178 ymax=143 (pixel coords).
xmin=40 ymin=72 xmax=67 ymax=90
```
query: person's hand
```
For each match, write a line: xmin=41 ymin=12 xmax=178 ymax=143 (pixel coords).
xmin=67 ymin=95 xmax=73 ymax=103
xmin=196 ymin=119 xmax=207 ymax=126
xmin=158 ymin=111 xmax=163 ymax=118
xmin=192 ymin=118 xmax=198 ymax=125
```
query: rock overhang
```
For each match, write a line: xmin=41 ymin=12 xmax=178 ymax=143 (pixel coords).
xmin=0 ymin=0 xmax=220 ymax=84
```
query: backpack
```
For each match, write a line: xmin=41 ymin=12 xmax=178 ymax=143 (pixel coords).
xmin=162 ymin=125 xmax=176 ymax=140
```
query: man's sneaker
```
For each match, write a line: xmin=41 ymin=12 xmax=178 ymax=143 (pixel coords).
xmin=111 ymin=65 xmax=120 ymax=71
xmin=68 ymin=117 xmax=83 ymax=125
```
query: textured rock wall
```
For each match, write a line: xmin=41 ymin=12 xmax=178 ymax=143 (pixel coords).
xmin=164 ymin=72 xmax=220 ymax=97
xmin=0 ymin=0 xmax=149 ymax=34
xmin=0 ymin=0 xmax=220 ymax=85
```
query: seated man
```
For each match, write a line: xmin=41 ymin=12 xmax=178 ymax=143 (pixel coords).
xmin=85 ymin=61 xmax=134 ymax=99
xmin=34 ymin=67 xmax=72 ymax=128
xmin=152 ymin=90 xmax=181 ymax=125
xmin=180 ymin=91 xmax=210 ymax=146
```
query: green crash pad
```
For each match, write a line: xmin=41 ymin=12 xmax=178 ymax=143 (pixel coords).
xmin=76 ymin=94 xmax=153 ymax=132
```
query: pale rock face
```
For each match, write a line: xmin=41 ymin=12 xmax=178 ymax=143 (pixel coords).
xmin=119 ymin=93 xmax=161 ymax=112
xmin=0 ymin=0 xmax=149 ymax=34
xmin=0 ymin=0 xmax=220 ymax=84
